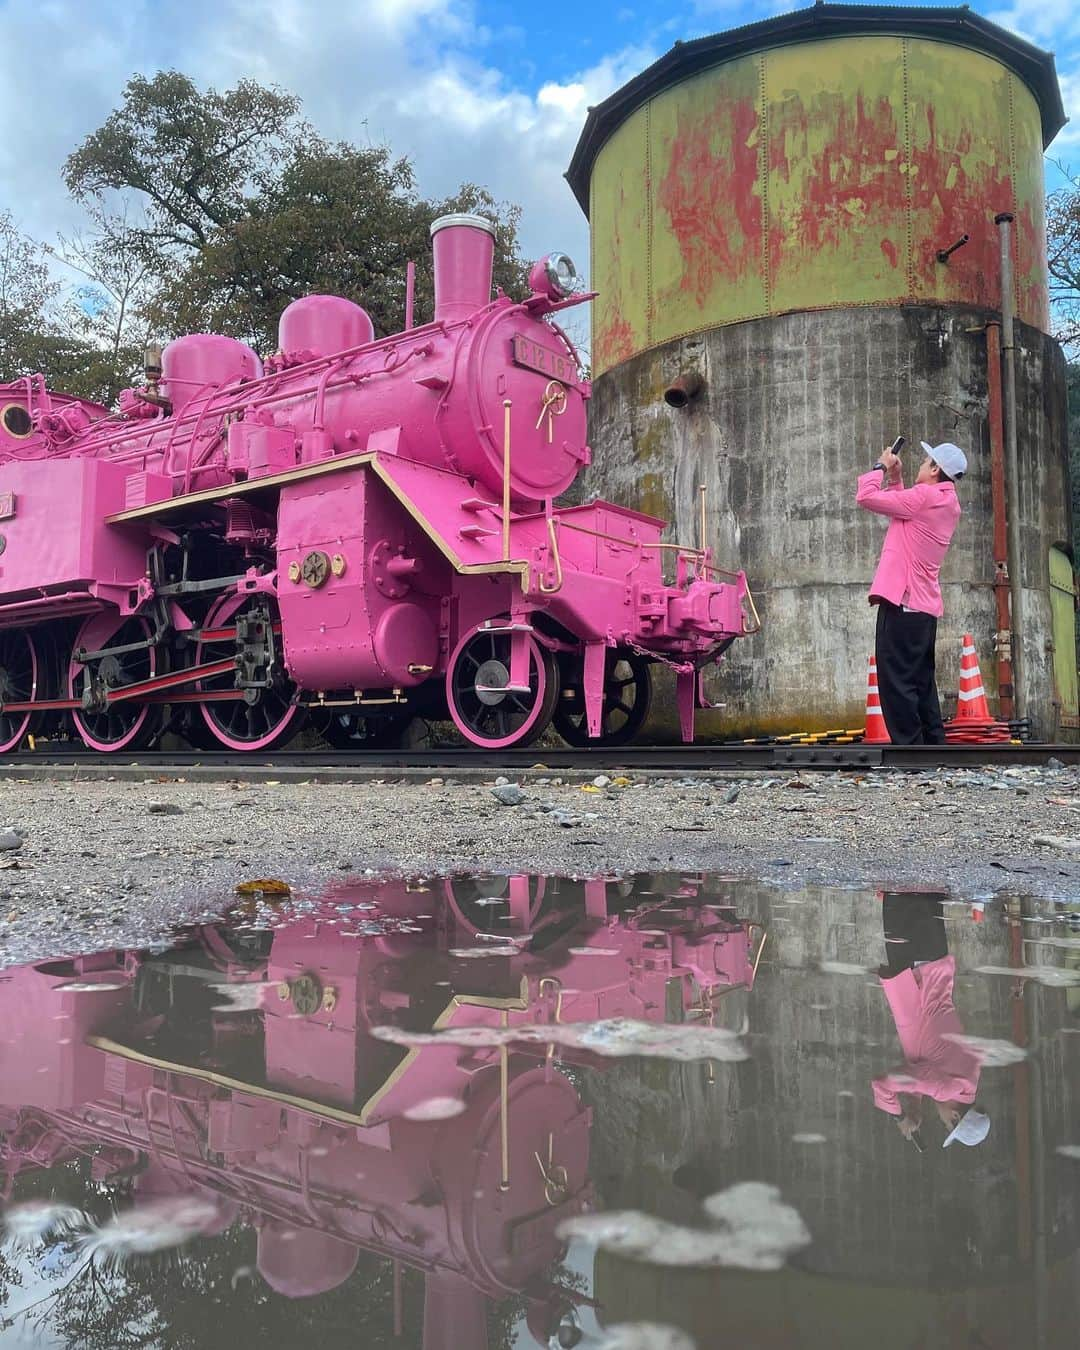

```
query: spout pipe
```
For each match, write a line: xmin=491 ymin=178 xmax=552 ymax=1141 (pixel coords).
xmin=664 ymin=371 xmax=704 ymax=408
xmin=936 ymin=233 xmax=970 ymax=264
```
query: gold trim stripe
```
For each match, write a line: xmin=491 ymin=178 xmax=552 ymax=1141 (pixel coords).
xmin=105 ymin=452 xmax=530 ymax=584
xmin=87 ymin=1034 xmax=371 ymax=1128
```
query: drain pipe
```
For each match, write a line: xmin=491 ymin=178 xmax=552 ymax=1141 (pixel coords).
xmin=984 ymin=321 xmax=1015 ymax=720
xmin=995 ymin=212 xmax=1024 ymax=723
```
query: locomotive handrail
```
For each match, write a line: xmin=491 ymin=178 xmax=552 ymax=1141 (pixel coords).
xmin=178 ymin=381 xmax=226 ymax=490
xmin=741 ymin=583 xmax=762 ymax=635
xmin=538 ymin=516 xmax=564 ymax=595
xmin=558 ymin=517 xmax=741 ymax=581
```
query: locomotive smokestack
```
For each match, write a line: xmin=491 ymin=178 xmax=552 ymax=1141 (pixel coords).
xmin=430 ymin=214 xmax=496 ymax=324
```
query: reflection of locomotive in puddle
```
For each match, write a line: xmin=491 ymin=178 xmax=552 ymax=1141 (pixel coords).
xmin=0 ymin=875 xmax=764 ymax=1347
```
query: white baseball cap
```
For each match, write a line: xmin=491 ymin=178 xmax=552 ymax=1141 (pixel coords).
xmin=943 ymin=1107 xmax=991 ymax=1148
xmin=921 ymin=441 xmax=968 ymax=480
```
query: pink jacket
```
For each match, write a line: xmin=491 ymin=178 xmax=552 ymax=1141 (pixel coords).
xmin=872 ymin=955 xmax=980 ymax=1115
xmin=855 ymin=469 xmax=961 ymax=617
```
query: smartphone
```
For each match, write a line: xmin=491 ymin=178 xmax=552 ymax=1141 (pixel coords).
xmin=874 ymin=435 xmax=906 ymax=471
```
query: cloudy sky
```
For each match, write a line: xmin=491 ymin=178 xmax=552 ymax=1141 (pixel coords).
xmin=3 ymin=0 xmax=1078 ymax=295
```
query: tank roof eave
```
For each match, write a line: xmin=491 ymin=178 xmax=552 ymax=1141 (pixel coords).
xmin=565 ymin=2 xmax=1068 ymax=215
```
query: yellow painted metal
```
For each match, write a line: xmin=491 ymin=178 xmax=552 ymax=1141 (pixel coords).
xmin=591 ymin=106 xmax=652 ymax=374
xmin=590 ymin=34 xmax=1051 ymax=374
xmin=648 ymin=54 xmax=766 ymax=335
xmin=766 ymin=38 xmax=909 ymax=314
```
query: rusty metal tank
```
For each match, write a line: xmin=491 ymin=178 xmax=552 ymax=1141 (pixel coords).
xmin=568 ymin=3 xmax=1077 ymax=740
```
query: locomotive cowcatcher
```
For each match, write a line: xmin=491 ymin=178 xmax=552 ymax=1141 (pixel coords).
xmin=0 ymin=214 xmax=756 ymax=753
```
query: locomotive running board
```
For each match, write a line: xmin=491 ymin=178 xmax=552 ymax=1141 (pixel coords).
xmin=106 ymin=451 xmax=534 ymax=584
xmin=106 ymin=452 xmax=380 ymax=523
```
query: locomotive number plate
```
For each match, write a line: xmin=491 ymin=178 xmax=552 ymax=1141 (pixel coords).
xmin=0 ymin=492 xmax=14 ymax=520
xmin=512 ymin=334 xmax=576 ymax=385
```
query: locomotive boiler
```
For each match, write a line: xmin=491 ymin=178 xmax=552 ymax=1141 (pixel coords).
xmin=0 ymin=215 xmax=755 ymax=753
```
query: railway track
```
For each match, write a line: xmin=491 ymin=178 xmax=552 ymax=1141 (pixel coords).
xmin=0 ymin=742 xmax=1077 ymax=781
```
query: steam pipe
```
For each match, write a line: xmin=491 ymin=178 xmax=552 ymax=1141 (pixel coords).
xmin=985 ymin=321 xmax=1015 ymax=719
xmin=996 ymin=212 xmax=1025 ymax=723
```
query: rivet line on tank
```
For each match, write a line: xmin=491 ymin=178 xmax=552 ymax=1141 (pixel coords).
xmin=901 ymin=38 xmax=915 ymax=298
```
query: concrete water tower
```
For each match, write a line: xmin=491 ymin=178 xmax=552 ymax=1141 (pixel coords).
xmin=568 ymin=3 xmax=1077 ymax=740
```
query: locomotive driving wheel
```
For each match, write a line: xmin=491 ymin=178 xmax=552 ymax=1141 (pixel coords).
xmin=554 ymin=649 xmax=652 ymax=747
xmin=447 ymin=624 xmax=558 ymax=749
xmin=68 ymin=614 xmax=163 ymax=753
xmin=196 ymin=594 xmax=304 ymax=751
xmin=0 ymin=628 xmax=41 ymax=754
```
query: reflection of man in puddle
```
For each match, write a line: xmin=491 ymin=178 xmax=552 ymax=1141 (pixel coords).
xmin=872 ymin=891 xmax=991 ymax=1150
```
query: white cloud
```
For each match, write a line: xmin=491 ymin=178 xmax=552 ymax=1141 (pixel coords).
xmin=987 ymin=0 xmax=1080 ymax=47
xmin=538 ymin=81 xmax=589 ymax=117
xmin=1049 ymin=64 xmax=1080 ymax=151
xmin=0 ymin=0 xmax=657 ymax=303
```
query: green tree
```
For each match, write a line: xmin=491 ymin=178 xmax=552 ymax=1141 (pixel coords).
xmin=0 ymin=211 xmax=120 ymax=403
xmin=64 ymin=72 xmax=530 ymax=355
xmin=0 ymin=210 xmax=62 ymax=379
xmin=47 ymin=212 xmax=154 ymax=404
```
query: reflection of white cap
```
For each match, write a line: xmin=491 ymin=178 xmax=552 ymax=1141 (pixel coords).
xmin=921 ymin=441 xmax=968 ymax=480
xmin=943 ymin=1108 xmax=991 ymax=1148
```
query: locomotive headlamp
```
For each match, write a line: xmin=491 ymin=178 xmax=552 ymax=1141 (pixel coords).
xmin=531 ymin=252 xmax=580 ymax=301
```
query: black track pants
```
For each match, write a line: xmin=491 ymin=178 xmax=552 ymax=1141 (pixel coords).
xmin=874 ymin=602 xmax=946 ymax=745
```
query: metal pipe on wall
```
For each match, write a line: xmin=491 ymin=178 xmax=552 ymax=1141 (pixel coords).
xmin=984 ymin=321 xmax=1015 ymax=720
xmin=996 ymin=212 xmax=1025 ymax=723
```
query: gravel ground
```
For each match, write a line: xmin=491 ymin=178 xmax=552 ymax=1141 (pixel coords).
xmin=0 ymin=762 xmax=1078 ymax=967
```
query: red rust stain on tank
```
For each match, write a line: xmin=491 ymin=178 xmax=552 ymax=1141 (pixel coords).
xmin=766 ymin=91 xmax=905 ymax=282
xmin=907 ymin=103 xmax=1044 ymax=329
xmin=598 ymin=315 xmax=637 ymax=369
xmin=595 ymin=182 xmax=644 ymax=369
xmin=657 ymin=96 xmax=762 ymax=304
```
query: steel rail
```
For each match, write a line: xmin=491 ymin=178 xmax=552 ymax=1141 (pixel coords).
xmin=0 ymin=743 xmax=1077 ymax=772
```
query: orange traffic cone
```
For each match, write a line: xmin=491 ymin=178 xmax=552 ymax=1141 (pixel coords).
xmin=955 ymin=634 xmax=992 ymax=721
xmin=944 ymin=634 xmax=1011 ymax=743
xmin=863 ymin=655 xmax=891 ymax=744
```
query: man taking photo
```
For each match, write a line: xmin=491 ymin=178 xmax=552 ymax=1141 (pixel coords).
xmin=856 ymin=440 xmax=967 ymax=744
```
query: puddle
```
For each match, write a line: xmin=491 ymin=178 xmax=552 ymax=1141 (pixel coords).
xmin=0 ymin=874 xmax=1078 ymax=1348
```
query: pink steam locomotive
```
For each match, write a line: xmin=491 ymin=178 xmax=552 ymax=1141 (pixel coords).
xmin=0 ymin=214 xmax=755 ymax=753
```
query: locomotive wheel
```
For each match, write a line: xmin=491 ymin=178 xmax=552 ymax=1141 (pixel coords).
xmin=447 ymin=626 xmax=558 ymax=749
xmin=314 ymin=705 xmax=414 ymax=750
xmin=196 ymin=594 xmax=304 ymax=751
xmin=69 ymin=614 xmax=163 ymax=753
xmin=554 ymin=650 xmax=652 ymax=747
xmin=442 ymin=873 xmax=548 ymax=935
xmin=0 ymin=628 xmax=40 ymax=754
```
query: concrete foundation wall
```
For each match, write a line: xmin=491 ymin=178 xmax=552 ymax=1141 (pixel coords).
xmin=583 ymin=303 xmax=1073 ymax=739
